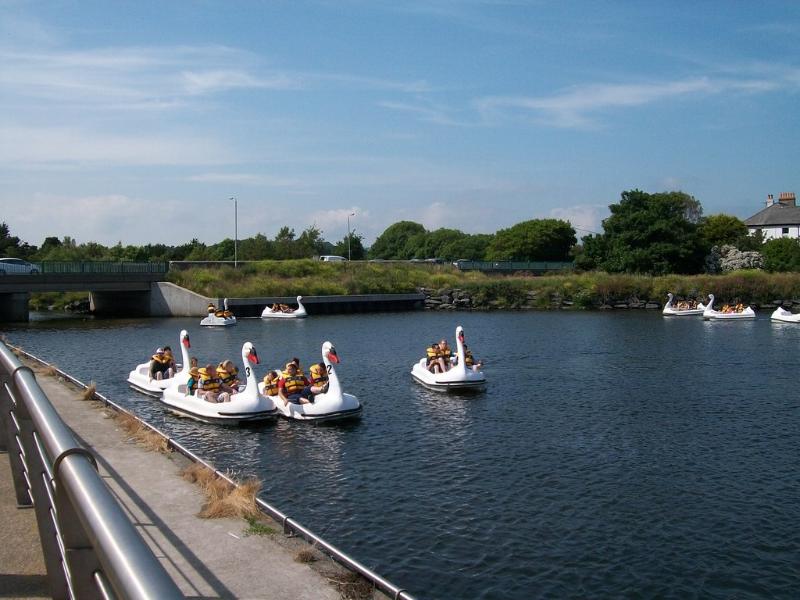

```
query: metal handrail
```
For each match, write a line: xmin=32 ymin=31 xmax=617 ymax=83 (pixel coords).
xmin=9 ymin=345 xmax=418 ymax=600
xmin=0 ymin=341 xmax=183 ymax=600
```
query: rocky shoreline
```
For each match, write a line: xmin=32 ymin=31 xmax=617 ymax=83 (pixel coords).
xmin=419 ymin=287 xmax=800 ymax=312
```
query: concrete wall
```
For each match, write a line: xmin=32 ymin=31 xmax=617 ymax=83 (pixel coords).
xmin=0 ymin=292 xmax=31 ymax=322
xmin=149 ymin=282 xmax=213 ymax=317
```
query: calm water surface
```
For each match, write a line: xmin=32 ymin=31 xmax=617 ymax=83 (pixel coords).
xmin=4 ymin=311 xmax=799 ymax=599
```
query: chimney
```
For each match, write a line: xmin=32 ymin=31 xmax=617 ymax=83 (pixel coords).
xmin=766 ymin=194 xmax=774 ymax=207
xmin=778 ymin=192 xmax=796 ymax=207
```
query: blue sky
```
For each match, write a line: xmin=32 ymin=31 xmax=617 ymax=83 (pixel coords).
xmin=1 ymin=1 xmax=799 ymax=248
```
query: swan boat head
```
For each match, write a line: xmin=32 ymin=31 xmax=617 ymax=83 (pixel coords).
xmin=665 ymin=292 xmax=674 ymax=308
xmin=321 ymin=341 xmax=342 ymax=397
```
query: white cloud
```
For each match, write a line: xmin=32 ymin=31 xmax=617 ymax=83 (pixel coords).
xmin=185 ymin=173 xmax=301 ymax=187
xmin=0 ymin=126 xmax=232 ymax=166
xmin=476 ymin=71 xmax=800 ymax=128
xmin=549 ymin=205 xmax=608 ymax=239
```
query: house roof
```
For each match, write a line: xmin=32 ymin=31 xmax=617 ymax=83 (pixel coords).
xmin=744 ymin=203 xmax=800 ymax=227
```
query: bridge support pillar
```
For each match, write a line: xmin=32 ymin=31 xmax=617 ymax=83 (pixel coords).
xmin=0 ymin=292 xmax=30 ymax=322
xmin=89 ymin=290 xmax=152 ymax=316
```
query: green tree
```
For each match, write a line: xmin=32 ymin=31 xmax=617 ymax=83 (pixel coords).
xmin=761 ymin=237 xmax=800 ymax=272
xmin=296 ymin=225 xmax=326 ymax=257
xmin=440 ymin=233 xmax=493 ymax=261
xmin=239 ymin=234 xmax=273 ymax=260
xmin=699 ymin=214 xmax=748 ymax=247
xmin=580 ymin=190 xmax=706 ymax=275
xmin=0 ymin=222 xmax=36 ymax=258
xmin=333 ymin=232 xmax=365 ymax=260
xmin=369 ymin=221 xmax=427 ymax=259
xmin=737 ymin=228 xmax=765 ymax=251
xmin=273 ymin=227 xmax=296 ymax=259
xmin=486 ymin=219 xmax=576 ymax=261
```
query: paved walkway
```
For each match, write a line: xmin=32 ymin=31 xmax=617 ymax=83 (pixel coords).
xmin=0 ymin=453 xmax=49 ymax=599
xmin=2 ymin=360 xmax=344 ymax=600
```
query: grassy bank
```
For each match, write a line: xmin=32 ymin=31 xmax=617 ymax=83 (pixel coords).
xmin=168 ymin=261 xmax=800 ymax=309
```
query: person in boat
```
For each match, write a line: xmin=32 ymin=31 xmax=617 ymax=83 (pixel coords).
xmin=262 ymin=370 xmax=281 ymax=397
xmin=217 ymin=360 xmax=240 ymax=394
xmin=308 ymin=361 xmax=330 ymax=396
xmin=278 ymin=362 xmax=311 ymax=406
xmin=163 ymin=346 xmax=177 ymax=373
xmin=463 ymin=344 xmax=483 ymax=371
xmin=438 ymin=339 xmax=452 ymax=370
xmin=425 ymin=342 xmax=447 ymax=373
xmin=207 ymin=303 xmax=216 ymax=314
xmin=735 ymin=303 xmax=744 ymax=313
xmin=148 ymin=348 xmax=174 ymax=381
xmin=290 ymin=357 xmax=305 ymax=376
xmin=185 ymin=366 xmax=201 ymax=396
xmin=197 ymin=364 xmax=230 ymax=403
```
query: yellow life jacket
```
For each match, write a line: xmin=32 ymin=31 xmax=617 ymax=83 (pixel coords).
xmin=465 ymin=350 xmax=474 ymax=367
xmin=282 ymin=373 xmax=306 ymax=394
xmin=262 ymin=374 xmax=280 ymax=396
xmin=309 ymin=363 xmax=328 ymax=385
xmin=151 ymin=354 xmax=169 ymax=365
xmin=426 ymin=346 xmax=439 ymax=361
xmin=218 ymin=366 xmax=238 ymax=385
xmin=438 ymin=344 xmax=451 ymax=359
xmin=208 ymin=304 xmax=216 ymax=313
xmin=198 ymin=368 xmax=220 ymax=391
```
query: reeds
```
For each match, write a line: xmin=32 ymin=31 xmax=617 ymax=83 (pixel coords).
xmin=113 ymin=412 xmax=171 ymax=454
xmin=81 ymin=382 xmax=97 ymax=401
xmin=180 ymin=463 xmax=262 ymax=519
xmin=327 ymin=572 xmax=374 ymax=600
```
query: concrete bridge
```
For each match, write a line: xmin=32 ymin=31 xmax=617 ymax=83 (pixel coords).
xmin=0 ymin=262 xmax=425 ymax=321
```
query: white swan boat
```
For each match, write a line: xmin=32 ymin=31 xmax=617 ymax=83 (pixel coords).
xmin=258 ymin=341 xmax=362 ymax=422
xmin=201 ymin=298 xmax=237 ymax=327
xmin=662 ymin=292 xmax=706 ymax=316
xmin=770 ymin=306 xmax=800 ymax=323
xmin=127 ymin=330 xmax=190 ymax=397
xmin=261 ymin=295 xmax=308 ymax=319
xmin=703 ymin=294 xmax=756 ymax=320
xmin=411 ymin=325 xmax=486 ymax=391
xmin=161 ymin=341 xmax=278 ymax=425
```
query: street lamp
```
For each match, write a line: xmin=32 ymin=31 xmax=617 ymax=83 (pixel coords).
xmin=347 ymin=212 xmax=355 ymax=261
xmin=231 ymin=197 xmax=238 ymax=268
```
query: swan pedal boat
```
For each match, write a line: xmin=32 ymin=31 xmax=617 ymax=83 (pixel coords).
xmin=258 ymin=341 xmax=362 ymax=422
xmin=127 ymin=332 xmax=189 ymax=397
xmin=261 ymin=295 xmax=308 ymax=319
xmin=770 ymin=307 xmax=800 ymax=323
xmin=161 ymin=339 xmax=278 ymax=425
xmin=201 ymin=298 xmax=237 ymax=327
xmin=411 ymin=325 xmax=486 ymax=391
xmin=703 ymin=294 xmax=756 ymax=320
xmin=662 ymin=293 xmax=706 ymax=316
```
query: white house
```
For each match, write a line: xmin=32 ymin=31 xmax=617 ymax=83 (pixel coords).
xmin=744 ymin=192 xmax=800 ymax=240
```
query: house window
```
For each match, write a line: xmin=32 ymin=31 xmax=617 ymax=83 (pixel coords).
xmin=783 ymin=227 xmax=789 ymax=235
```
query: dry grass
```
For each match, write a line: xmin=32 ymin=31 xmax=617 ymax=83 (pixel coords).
xmin=113 ymin=411 xmax=171 ymax=454
xmin=82 ymin=382 xmax=97 ymax=401
xmin=180 ymin=463 xmax=262 ymax=520
xmin=294 ymin=549 xmax=318 ymax=563
xmin=327 ymin=572 xmax=374 ymax=600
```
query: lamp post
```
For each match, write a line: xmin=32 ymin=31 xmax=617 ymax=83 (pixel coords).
xmin=347 ymin=212 xmax=355 ymax=261
xmin=231 ymin=197 xmax=238 ymax=268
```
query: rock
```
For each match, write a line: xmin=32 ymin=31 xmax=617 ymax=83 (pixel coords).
xmin=645 ymin=302 xmax=660 ymax=309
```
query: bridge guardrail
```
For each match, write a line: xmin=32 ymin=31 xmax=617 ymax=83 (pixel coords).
xmin=32 ymin=261 xmax=169 ymax=274
xmin=0 ymin=341 xmax=183 ymax=600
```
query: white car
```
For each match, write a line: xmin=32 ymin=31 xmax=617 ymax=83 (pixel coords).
xmin=319 ymin=255 xmax=347 ymax=262
xmin=0 ymin=258 xmax=40 ymax=275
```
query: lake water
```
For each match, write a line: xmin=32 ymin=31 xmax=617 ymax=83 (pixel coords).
xmin=4 ymin=310 xmax=799 ymax=599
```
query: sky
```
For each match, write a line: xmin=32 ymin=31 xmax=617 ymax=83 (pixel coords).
xmin=1 ymin=0 xmax=799 ymax=248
